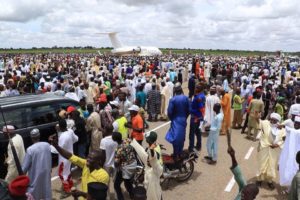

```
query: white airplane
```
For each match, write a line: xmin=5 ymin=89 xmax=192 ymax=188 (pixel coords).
xmin=102 ymin=32 xmax=162 ymax=56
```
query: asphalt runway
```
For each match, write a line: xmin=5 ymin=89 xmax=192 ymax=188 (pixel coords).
xmin=51 ymin=85 xmax=288 ymax=200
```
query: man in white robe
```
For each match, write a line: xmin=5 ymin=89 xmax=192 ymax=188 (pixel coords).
xmin=166 ymin=78 xmax=174 ymax=98
xmin=279 ymin=116 xmax=300 ymax=187
xmin=86 ymin=104 xmax=103 ymax=153
xmin=4 ymin=125 xmax=25 ymax=183
xmin=288 ymin=96 xmax=300 ymax=118
xmin=57 ymin=119 xmax=78 ymax=195
xmin=204 ymin=61 xmax=212 ymax=83
xmin=160 ymin=82 xmax=170 ymax=121
xmin=22 ymin=129 xmax=52 ymax=200
xmin=204 ymin=86 xmax=220 ymax=128
xmin=131 ymin=132 xmax=163 ymax=200
xmin=256 ymin=113 xmax=285 ymax=190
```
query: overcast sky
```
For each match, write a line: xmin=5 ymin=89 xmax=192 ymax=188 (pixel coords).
xmin=0 ymin=0 xmax=299 ymax=51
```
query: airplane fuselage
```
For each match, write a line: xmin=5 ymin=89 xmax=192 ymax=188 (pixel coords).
xmin=111 ymin=46 xmax=162 ymax=56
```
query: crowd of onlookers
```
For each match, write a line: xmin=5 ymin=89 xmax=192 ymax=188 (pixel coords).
xmin=0 ymin=53 xmax=300 ymax=199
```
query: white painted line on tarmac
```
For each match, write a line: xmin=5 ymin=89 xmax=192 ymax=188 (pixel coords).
xmin=224 ymin=176 xmax=235 ymax=192
xmin=51 ymin=122 xmax=171 ymax=182
xmin=225 ymin=146 xmax=255 ymax=192
xmin=145 ymin=121 xmax=171 ymax=134
xmin=244 ymin=146 xmax=254 ymax=160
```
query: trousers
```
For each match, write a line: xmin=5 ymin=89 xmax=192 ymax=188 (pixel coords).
xmin=206 ymin=130 xmax=219 ymax=161
xmin=188 ymin=118 xmax=201 ymax=151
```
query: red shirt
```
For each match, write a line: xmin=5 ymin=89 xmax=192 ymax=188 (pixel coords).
xmin=97 ymin=93 xmax=107 ymax=103
xmin=131 ymin=114 xmax=144 ymax=141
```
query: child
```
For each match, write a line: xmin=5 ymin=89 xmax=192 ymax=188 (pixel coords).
xmin=205 ymin=103 xmax=224 ymax=165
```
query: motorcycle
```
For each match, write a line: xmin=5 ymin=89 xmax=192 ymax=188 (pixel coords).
xmin=133 ymin=144 xmax=198 ymax=187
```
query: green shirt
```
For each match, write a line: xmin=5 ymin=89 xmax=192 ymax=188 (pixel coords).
xmin=275 ymin=103 xmax=284 ymax=119
xmin=104 ymin=81 xmax=111 ymax=95
xmin=231 ymin=165 xmax=247 ymax=200
xmin=233 ymin=95 xmax=243 ymax=110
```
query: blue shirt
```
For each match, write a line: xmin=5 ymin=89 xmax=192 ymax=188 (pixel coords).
xmin=136 ymin=91 xmax=147 ymax=107
xmin=169 ymin=71 xmax=177 ymax=82
xmin=210 ymin=113 xmax=224 ymax=132
xmin=223 ymin=79 xmax=229 ymax=92
xmin=190 ymin=92 xmax=205 ymax=120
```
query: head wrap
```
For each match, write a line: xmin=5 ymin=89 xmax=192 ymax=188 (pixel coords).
xmin=2 ymin=125 xmax=15 ymax=133
xmin=270 ymin=113 xmax=281 ymax=122
xmin=8 ymin=175 xmax=30 ymax=197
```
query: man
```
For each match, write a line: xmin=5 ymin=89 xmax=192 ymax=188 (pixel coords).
xmin=160 ymin=81 xmax=171 ymax=121
xmin=256 ymin=113 xmax=285 ymax=190
xmin=65 ymin=86 xmax=80 ymax=102
xmin=204 ymin=86 xmax=220 ymax=128
xmin=288 ymin=96 xmax=300 ymax=118
xmin=78 ymin=98 xmax=89 ymax=119
xmin=117 ymin=91 xmax=132 ymax=120
xmin=22 ymin=129 xmax=52 ymax=200
xmin=241 ymin=91 xmax=256 ymax=134
xmin=49 ymin=134 xmax=109 ymax=200
xmin=112 ymin=132 xmax=136 ymax=200
xmin=227 ymin=146 xmax=259 ymax=200
xmin=127 ymin=105 xmax=144 ymax=144
xmin=77 ymin=83 xmax=87 ymax=101
xmin=4 ymin=125 xmax=25 ymax=183
xmin=112 ymin=109 xmax=128 ymax=140
xmin=274 ymin=97 xmax=285 ymax=119
xmin=86 ymin=104 xmax=103 ymax=153
xmin=188 ymin=74 xmax=196 ymax=100
xmin=232 ymin=87 xmax=244 ymax=129
xmin=289 ymin=151 xmax=300 ymax=200
xmin=53 ymin=83 xmax=65 ymax=96
xmin=262 ymin=86 xmax=272 ymax=120
xmin=136 ymin=85 xmax=147 ymax=109
xmin=166 ymin=78 xmax=174 ymax=98
xmin=205 ymin=103 xmax=223 ymax=165
xmin=247 ymin=92 xmax=264 ymax=140
xmin=147 ymin=83 xmax=161 ymax=122
xmin=100 ymin=126 xmax=118 ymax=200
xmin=279 ymin=116 xmax=300 ymax=187
xmin=57 ymin=119 xmax=78 ymax=196
xmin=131 ymin=132 xmax=163 ymax=200
xmin=222 ymin=75 xmax=229 ymax=93
xmin=220 ymin=88 xmax=231 ymax=135
xmin=165 ymin=84 xmax=190 ymax=158
xmin=189 ymin=84 xmax=205 ymax=152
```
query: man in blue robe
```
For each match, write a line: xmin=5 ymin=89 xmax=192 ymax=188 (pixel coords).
xmin=165 ymin=84 xmax=190 ymax=158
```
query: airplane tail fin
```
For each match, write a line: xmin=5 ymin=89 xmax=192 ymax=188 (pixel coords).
xmin=108 ymin=32 xmax=123 ymax=48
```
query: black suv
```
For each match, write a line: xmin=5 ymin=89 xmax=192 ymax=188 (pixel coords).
xmin=0 ymin=93 xmax=79 ymax=178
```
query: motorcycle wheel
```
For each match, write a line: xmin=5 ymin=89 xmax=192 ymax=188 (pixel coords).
xmin=176 ymin=160 xmax=194 ymax=182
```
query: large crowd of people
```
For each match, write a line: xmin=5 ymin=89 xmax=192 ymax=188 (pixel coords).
xmin=0 ymin=52 xmax=300 ymax=199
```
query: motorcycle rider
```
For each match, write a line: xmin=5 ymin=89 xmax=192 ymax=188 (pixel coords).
xmin=131 ymin=131 xmax=163 ymax=200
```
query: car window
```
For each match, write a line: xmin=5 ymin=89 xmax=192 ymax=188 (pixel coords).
xmin=0 ymin=107 xmax=31 ymax=129
xmin=28 ymin=105 xmax=58 ymax=127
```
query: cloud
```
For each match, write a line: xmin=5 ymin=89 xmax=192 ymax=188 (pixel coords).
xmin=0 ymin=0 xmax=300 ymax=51
xmin=0 ymin=0 xmax=57 ymax=22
